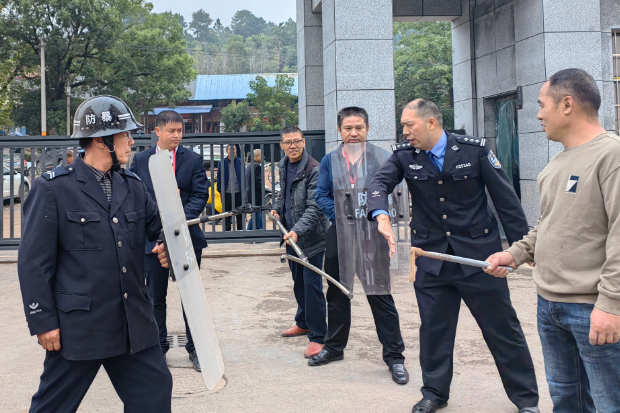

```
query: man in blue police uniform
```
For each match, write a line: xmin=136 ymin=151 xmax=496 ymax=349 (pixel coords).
xmin=130 ymin=110 xmax=208 ymax=372
xmin=368 ymin=99 xmax=539 ymax=413
xmin=17 ymin=95 xmax=172 ymax=413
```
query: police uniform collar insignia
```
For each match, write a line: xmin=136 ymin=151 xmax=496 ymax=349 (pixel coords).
xmin=451 ymin=145 xmax=459 ymax=152
xmin=456 ymin=136 xmax=486 ymax=147
xmin=415 ymin=149 xmax=420 ymax=153
xmin=392 ymin=141 xmax=413 ymax=153
xmin=409 ymin=164 xmax=423 ymax=170
xmin=487 ymin=149 xmax=502 ymax=169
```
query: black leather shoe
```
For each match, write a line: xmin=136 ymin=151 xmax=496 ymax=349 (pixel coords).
xmin=307 ymin=349 xmax=344 ymax=366
xmin=389 ymin=363 xmax=409 ymax=384
xmin=412 ymin=398 xmax=447 ymax=413
xmin=189 ymin=351 xmax=201 ymax=372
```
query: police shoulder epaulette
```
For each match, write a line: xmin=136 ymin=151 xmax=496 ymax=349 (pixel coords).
xmin=391 ymin=141 xmax=414 ymax=152
xmin=455 ymin=136 xmax=486 ymax=147
xmin=119 ymin=168 xmax=142 ymax=182
xmin=42 ymin=165 xmax=74 ymax=181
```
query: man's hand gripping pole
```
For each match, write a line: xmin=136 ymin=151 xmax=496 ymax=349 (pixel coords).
xmin=267 ymin=212 xmax=354 ymax=299
xmin=157 ymin=203 xmax=272 ymax=282
xmin=410 ymin=247 xmax=514 ymax=282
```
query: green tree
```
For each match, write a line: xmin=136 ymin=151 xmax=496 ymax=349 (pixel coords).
xmin=0 ymin=48 xmax=18 ymax=127
xmin=393 ymin=22 xmax=454 ymax=130
xmin=220 ymin=101 xmax=250 ymax=132
xmin=223 ymin=35 xmax=249 ymax=73
xmin=189 ymin=9 xmax=214 ymax=43
xmin=212 ymin=18 xmax=232 ymax=45
xmin=268 ymin=19 xmax=297 ymax=73
xmin=0 ymin=0 xmax=197 ymax=134
xmin=246 ymin=75 xmax=298 ymax=131
xmin=230 ymin=10 xmax=267 ymax=38
xmin=185 ymin=12 xmax=296 ymax=75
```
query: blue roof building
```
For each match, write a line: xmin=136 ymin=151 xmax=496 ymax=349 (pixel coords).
xmin=190 ymin=73 xmax=298 ymax=101
xmin=148 ymin=73 xmax=298 ymax=134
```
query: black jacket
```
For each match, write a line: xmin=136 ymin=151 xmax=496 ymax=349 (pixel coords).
xmin=368 ymin=132 xmax=529 ymax=276
xmin=273 ymin=150 xmax=327 ymax=258
xmin=18 ymin=155 xmax=162 ymax=360
xmin=129 ymin=145 xmax=208 ymax=252
xmin=245 ymin=162 xmax=263 ymax=206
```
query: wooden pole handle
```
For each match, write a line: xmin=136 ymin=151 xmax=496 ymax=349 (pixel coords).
xmin=409 ymin=247 xmax=417 ymax=283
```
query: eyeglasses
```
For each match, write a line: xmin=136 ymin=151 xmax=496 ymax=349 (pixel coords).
xmin=281 ymin=139 xmax=304 ymax=147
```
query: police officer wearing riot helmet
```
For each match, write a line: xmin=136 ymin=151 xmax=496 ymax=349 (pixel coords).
xmin=17 ymin=95 xmax=172 ymax=413
xmin=367 ymin=99 xmax=539 ymax=413
xmin=313 ymin=106 xmax=409 ymax=385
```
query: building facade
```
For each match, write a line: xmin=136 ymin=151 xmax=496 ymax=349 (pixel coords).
xmin=297 ymin=0 xmax=620 ymax=224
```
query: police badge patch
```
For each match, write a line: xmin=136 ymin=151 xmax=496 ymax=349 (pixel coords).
xmin=487 ymin=150 xmax=502 ymax=169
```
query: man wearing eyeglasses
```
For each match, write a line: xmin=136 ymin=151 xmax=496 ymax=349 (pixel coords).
xmin=270 ymin=126 xmax=328 ymax=359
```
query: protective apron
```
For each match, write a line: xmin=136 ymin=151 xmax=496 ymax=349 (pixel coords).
xmin=332 ymin=142 xmax=410 ymax=295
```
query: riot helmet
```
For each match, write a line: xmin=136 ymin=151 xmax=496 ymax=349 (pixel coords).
xmin=71 ymin=95 xmax=143 ymax=171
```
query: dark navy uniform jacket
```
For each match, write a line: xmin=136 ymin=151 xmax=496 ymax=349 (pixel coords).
xmin=367 ymin=132 xmax=529 ymax=276
xmin=18 ymin=155 xmax=162 ymax=360
xmin=129 ymin=145 xmax=208 ymax=253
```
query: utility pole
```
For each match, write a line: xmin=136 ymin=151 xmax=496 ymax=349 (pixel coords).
xmin=65 ymin=73 xmax=71 ymax=136
xmin=40 ymin=38 xmax=47 ymax=136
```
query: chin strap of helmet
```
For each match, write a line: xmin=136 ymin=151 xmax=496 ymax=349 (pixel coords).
xmin=102 ymin=137 xmax=121 ymax=172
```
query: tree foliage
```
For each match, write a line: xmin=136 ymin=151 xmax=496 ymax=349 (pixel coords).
xmin=184 ymin=10 xmax=297 ymax=75
xmin=246 ymin=75 xmax=298 ymax=131
xmin=221 ymin=75 xmax=298 ymax=132
xmin=393 ymin=22 xmax=454 ymax=130
xmin=188 ymin=9 xmax=215 ymax=43
xmin=230 ymin=10 xmax=267 ymax=39
xmin=0 ymin=0 xmax=196 ymax=133
xmin=220 ymin=101 xmax=250 ymax=132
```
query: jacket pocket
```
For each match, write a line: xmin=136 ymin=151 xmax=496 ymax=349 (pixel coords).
xmin=124 ymin=209 xmax=146 ymax=248
xmin=469 ymin=217 xmax=496 ymax=238
xmin=141 ymin=286 xmax=153 ymax=303
xmin=410 ymin=222 xmax=429 ymax=238
xmin=451 ymin=170 xmax=480 ymax=198
xmin=64 ymin=211 xmax=103 ymax=250
xmin=54 ymin=292 xmax=91 ymax=313
xmin=405 ymin=170 xmax=429 ymax=182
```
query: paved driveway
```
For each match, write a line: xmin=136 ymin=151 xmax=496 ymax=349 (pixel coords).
xmin=0 ymin=244 xmax=552 ymax=412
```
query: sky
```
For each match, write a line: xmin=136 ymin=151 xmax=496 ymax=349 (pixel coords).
xmin=147 ymin=0 xmax=296 ymax=26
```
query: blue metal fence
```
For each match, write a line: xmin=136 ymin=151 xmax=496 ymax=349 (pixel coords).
xmin=0 ymin=130 xmax=325 ymax=249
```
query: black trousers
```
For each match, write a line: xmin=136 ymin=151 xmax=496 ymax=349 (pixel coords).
xmin=29 ymin=345 xmax=172 ymax=413
xmin=414 ymin=251 xmax=539 ymax=408
xmin=145 ymin=249 xmax=202 ymax=354
xmin=223 ymin=192 xmax=243 ymax=230
xmin=323 ymin=225 xmax=405 ymax=367
xmin=287 ymin=244 xmax=327 ymax=343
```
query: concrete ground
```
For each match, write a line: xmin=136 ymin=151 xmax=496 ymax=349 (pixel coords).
xmin=0 ymin=243 xmax=552 ymax=413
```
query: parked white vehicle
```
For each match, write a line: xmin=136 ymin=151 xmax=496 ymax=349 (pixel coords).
xmin=191 ymin=145 xmax=225 ymax=168
xmin=3 ymin=165 xmax=30 ymax=201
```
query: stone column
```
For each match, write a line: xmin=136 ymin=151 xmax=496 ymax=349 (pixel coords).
xmin=321 ymin=0 xmax=396 ymax=152
xmin=451 ymin=0 xmax=475 ymax=136
xmin=515 ymin=0 xmax=618 ymax=225
xmin=297 ymin=0 xmax=325 ymax=130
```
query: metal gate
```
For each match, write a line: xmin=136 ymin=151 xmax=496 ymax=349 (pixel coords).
xmin=0 ymin=130 xmax=325 ymax=249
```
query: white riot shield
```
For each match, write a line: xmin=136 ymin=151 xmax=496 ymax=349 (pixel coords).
xmin=332 ymin=142 xmax=410 ymax=295
xmin=149 ymin=150 xmax=224 ymax=390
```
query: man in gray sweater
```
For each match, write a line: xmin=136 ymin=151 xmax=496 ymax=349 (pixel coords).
xmin=486 ymin=68 xmax=620 ymax=413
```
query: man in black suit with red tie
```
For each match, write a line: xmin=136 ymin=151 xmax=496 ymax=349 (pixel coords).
xmin=129 ymin=110 xmax=208 ymax=372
